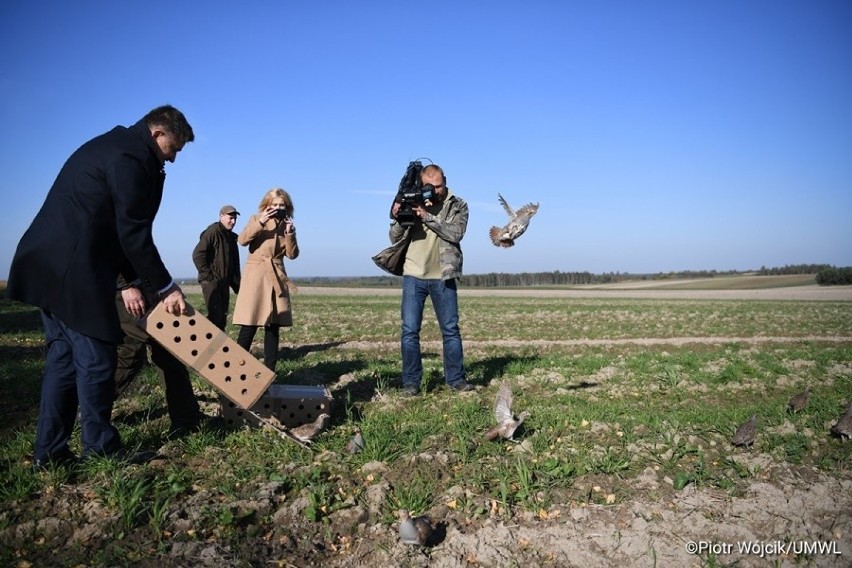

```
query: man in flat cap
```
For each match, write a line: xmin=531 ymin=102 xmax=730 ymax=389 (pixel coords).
xmin=192 ymin=205 xmax=242 ymax=330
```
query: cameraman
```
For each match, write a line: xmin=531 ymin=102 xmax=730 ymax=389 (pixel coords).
xmin=387 ymin=164 xmax=473 ymax=396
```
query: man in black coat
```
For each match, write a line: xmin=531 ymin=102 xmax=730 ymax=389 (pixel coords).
xmin=191 ymin=204 xmax=242 ymax=330
xmin=7 ymin=105 xmax=194 ymax=468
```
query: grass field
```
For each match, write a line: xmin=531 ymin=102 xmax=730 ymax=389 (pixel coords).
xmin=1 ymin=286 xmax=850 ymax=566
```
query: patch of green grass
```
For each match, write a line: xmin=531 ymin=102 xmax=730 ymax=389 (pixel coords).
xmin=0 ymin=290 xmax=849 ymax=565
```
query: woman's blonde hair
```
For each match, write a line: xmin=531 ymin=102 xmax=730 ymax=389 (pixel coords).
xmin=258 ymin=188 xmax=294 ymax=217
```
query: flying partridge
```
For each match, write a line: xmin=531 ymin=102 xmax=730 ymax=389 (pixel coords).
xmin=484 ymin=380 xmax=529 ymax=441
xmin=489 ymin=193 xmax=539 ymax=247
xmin=398 ymin=510 xmax=434 ymax=546
xmin=830 ymin=402 xmax=852 ymax=440
xmin=289 ymin=413 xmax=330 ymax=444
xmin=731 ymin=415 xmax=757 ymax=447
xmin=787 ymin=388 xmax=810 ymax=413
xmin=346 ymin=427 xmax=365 ymax=454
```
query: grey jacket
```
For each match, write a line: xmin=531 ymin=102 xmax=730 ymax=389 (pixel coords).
xmin=388 ymin=192 xmax=468 ymax=280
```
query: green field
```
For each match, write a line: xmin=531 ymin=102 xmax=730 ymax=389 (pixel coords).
xmin=1 ymin=287 xmax=850 ymax=566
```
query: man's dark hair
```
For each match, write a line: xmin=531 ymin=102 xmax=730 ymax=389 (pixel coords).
xmin=143 ymin=105 xmax=195 ymax=145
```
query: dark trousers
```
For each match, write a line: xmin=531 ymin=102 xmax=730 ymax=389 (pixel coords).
xmin=115 ymin=293 xmax=201 ymax=429
xmin=201 ymin=281 xmax=230 ymax=331
xmin=237 ymin=324 xmax=280 ymax=371
xmin=36 ymin=311 xmax=122 ymax=461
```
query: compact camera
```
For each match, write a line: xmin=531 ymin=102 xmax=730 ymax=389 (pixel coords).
xmin=394 ymin=160 xmax=435 ymax=227
xmin=274 ymin=208 xmax=289 ymax=220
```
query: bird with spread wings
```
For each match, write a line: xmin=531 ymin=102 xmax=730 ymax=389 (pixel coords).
xmin=489 ymin=193 xmax=539 ymax=247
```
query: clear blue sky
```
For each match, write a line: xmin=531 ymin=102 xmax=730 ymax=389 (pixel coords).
xmin=2 ymin=1 xmax=850 ymax=280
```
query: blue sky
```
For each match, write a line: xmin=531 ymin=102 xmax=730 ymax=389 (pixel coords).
xmin=2 ymin=1 xmax=850 ymax=280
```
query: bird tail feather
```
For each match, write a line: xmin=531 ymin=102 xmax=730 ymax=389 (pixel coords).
xmin=489 ymin=226 xmax=514 ymax=247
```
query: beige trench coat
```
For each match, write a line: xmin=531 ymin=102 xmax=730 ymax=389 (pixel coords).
xmin=232 ymin=214 xmax=299 ymax=326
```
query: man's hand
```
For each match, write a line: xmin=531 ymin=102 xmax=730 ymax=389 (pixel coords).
xmin=390 ymin=202 xmax=401 ymax=218
xmin=161 ymin=283 xmax=187 ymax=316
xmin=121 ymin=286 xmax=147 ymax=318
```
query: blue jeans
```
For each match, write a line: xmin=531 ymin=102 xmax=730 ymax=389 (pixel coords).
xmin=36 ymin=311 xmax=122 ymax=461
xmin=401 ymin=276 xmax=466 ymax=389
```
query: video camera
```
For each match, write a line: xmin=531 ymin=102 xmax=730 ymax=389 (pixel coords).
xmin=394 ymin=160 xmax=436 ymax=227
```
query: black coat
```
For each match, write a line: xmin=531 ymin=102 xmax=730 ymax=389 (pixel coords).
xmin=7 ymin=119 xmax=173 ymax=342
xmin=191 ymin=221 xmax=241 ymax=292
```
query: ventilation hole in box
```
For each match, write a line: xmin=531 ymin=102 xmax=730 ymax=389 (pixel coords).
xmin=240 ymin=374 xmax=247 ymax=381
xmin=190 ymin=334 xmax=197 ymax=341
xmin=156 ymin=322 xmax=164 ymax=329
xmin=223 ymin=346 xmax=229 ymax=353
xmin=207 ymin=363 xmax=215 ymax=370
xmin=188 ymin=319 xmax=196 ymax=326
xmin=224 ymin=376 xmax=232 ymax=383
xmin=236 ymin=410 xmax=244 ymax=417
xmin=205 ymin=332 xmax=213 ymax=339
xmin=299 ymin=404 xmax=305 ymax=410
xmin=223 ymin=361 xmax=230 ymax=368
xmin=263 ymin=403 xmax=271 ymax=409
xmin=172 ymin=320 xmax=180 ymax=327
xmin=289 ymin=413 xmax=296 ymax=419
xmin=241 ymin=388 xmax=248 ymax=395
xmin=173 ymin=336 xmax=181 ymax=343
xmin=191 ymin=349 xmax=198 ymax=356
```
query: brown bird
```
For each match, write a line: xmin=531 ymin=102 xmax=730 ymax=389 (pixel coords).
xmin=484 ymin=380 xmax=529 ymax=441
xmin=346 ymin=427 xmax=365 ymax=454
xmin=787 ymin=388 xmax=810 ymax=413
xmin=398 ymin=510 xmax=434 ymax=546
xmin=731 ymin=415 xmax=757 ymax=447
xmin=289 ymin=413 xmax=330 ymax=444
xmin=830 ymin=402 xmax=852 ymax=440
xmin=489 ymin=193 xmax=539 ymax=247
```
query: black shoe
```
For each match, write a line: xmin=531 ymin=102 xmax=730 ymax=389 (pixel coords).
xmin=166 ymin=415 xmax=207 ymax=440
xmin=448 ymin=381 xmax=475 ymax=392
xmin=32 ymin=449 xmax=78 ymax=472
xmin=116 ymin=449 xmax=160 ymax=465
xmin=401 ymin=386 xmax=420 ymax=397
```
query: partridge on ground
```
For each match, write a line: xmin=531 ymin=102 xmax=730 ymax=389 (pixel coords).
xmin=346 ymin=427 xmax=365 ymax=454
xmin=398 ymin=510 xmax=434 ymax=546
xmin=787 ymin=388 xmax=810 ymax=413
xmin=289 ymin=413 xmax=330 ymax=444
xmin=830 ymin=402 xmax=852 ymax=440
xmin=731 ymin=415 xmax=757 ymax=447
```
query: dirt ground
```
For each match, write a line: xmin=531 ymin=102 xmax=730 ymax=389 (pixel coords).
xmin=5 ymin=284 xmax=849 ymax=567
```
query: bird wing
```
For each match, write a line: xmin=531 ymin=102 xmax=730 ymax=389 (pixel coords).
xmin=515 ymin=203 xmax=539 ymax=220
xmin=494 ymin=381 xmax=514 ymax=424
xmin=497 ymin=193 xmax=514 ymax=217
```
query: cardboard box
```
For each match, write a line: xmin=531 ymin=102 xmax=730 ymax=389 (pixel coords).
xmin=140 ymin=301 xmax=275 ymax=409
xmin=220 ymin=384 xmax=333 ymax=428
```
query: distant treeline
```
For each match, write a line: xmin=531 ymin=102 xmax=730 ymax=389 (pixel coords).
xmin=757 ymin=264 xmax=832 ymax=275
xmin=816 ymin=267 xmax=852 ymax=286
xmin=172 ymin=264 xmax=850 ymax=288
xmin=274 ymin=264 xmax=848 ymax=288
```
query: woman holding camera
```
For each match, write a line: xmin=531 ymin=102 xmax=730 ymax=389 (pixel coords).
xmin=232 ymin=188 xmax=299 ymax=371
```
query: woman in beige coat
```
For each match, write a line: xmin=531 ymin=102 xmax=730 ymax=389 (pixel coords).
xmin=233 ymin=188 xmax=299 ymax=370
